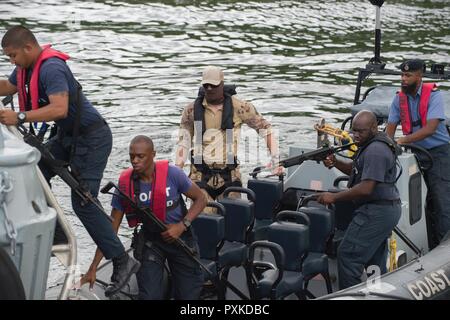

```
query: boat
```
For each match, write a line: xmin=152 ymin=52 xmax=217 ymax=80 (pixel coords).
xmin=1 ymin=0 xmax=449 ymax=301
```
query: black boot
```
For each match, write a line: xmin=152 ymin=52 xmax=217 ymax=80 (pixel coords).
xmin=105 ymin=252 xmax=141 ymax=297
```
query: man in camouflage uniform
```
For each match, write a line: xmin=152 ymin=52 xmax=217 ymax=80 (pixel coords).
xmin=176 ymin=66 xmax=282 ymax=212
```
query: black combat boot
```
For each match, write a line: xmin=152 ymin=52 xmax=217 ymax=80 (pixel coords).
xmin=105 ymin=252 xmax=141 ymax=297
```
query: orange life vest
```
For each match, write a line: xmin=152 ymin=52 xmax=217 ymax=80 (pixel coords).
xmin=398 ymin=83 xmax=437 ymax=135
xmin=118 ymin=160 xmax=169 ymax=227
xmin=16 ymin=44 xmax=70 ymax=112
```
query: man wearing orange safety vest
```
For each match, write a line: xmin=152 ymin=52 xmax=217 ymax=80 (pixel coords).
xmin=0 ymin=26 xmax=140 ymax=297
xmin=386 ymin=59 xmax=450 ymax=249
xmin=82 ymin=135 xmax=207 ymax=299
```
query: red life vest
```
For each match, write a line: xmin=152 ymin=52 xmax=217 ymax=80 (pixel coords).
xmin=398 ymin=83 xmax=437 ymax=135
xmin=16 ymin=44 xmax=70 ymax=112
xmin=118 ymin=160 xmax=169 ymax=227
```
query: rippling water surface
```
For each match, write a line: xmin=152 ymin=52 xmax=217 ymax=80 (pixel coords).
xmin=0 ymin=0 xmax=448 ymax=287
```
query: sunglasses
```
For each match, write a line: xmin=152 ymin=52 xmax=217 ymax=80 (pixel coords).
xmin=202 ymin=83 xmax=220 ymax=89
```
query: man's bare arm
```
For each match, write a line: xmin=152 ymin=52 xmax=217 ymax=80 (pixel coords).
xmin=0 ymin=80 xmax=17 ymax=96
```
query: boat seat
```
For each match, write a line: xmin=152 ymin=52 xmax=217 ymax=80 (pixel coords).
xmin=191 ymin=202 xmax=226 ymax=298
xmin=297 ymin=206 xmax=335 ymax=295
xmin=247 ymin=176 xmax=283 ymax=242
xmin=217 ymin=187 xmax=255 ymax=292
xmin=218 ymin=241 xmax=248 ymax=268
xmin=246 ymin=211 xmax=310 ymax=300
xmin=246 ymin=241 xmax=285 ymax=300
xmin=263 ymin=210 xmax=310 ymax=299
xmin=278 ymin=187 xmax=320 ymax=212
xmin=192 ymin=208 xmax=225 ymax=262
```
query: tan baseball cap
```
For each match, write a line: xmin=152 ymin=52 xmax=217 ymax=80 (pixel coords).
xmin=201 ymin=66 xmax=224 ymax=86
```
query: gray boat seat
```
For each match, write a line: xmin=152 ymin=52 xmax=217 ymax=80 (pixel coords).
xmin=263 ymin=210 xmax=310 ymax=299
xmin=297 ymin=206 xmax=335 ymax=295
xmin=247 ymin=177 xmax=283 ymax=242
xmin=191 ymin=202 xmax=225 ymax=297
xmin=192 ymin=211 xmax=225 ymax=261
xmin=349 ymin=85 xmax=450 ymax=128
xmin=278 ymin=187 xmax=319 ymax=212
xmin=217 ymin=187 xmax=255 ymax=290
xmin=246 ymin=240 xmax=285 ymax=300
xmin=218 ymin=241 xmax=248 ymax=268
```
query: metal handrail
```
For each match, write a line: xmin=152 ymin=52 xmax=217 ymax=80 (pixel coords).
xmin=7 ymin=125 xmax=77 ymax=300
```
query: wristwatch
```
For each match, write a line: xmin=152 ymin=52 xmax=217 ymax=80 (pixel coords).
xmin=182 ymin=218 xmax=192 ymax=230
xmin=17 ymin=112 xmax=27 ymax=124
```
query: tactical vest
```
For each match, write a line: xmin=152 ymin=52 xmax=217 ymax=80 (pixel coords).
xmin=398 ymin=83 xmax=437 ymax=135
xmin=192 ymin=84 xmax=242 ymax=199
xmin=348 ymin=132 xmax=398 ymax=189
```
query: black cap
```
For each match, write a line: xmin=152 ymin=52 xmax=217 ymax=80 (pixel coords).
xmin=398 ymin=59 xmax=426 ymax=72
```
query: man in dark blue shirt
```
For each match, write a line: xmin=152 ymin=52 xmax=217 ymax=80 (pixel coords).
xmin=0 ymin=26 xmax=139 ymax=297
xmin=316 ymin=110 xmax=401 ymax=289
xmin=81 ymin=135 xmax=207 ymax=299
xmin=386 ymin=59 xmax=450 ymax=249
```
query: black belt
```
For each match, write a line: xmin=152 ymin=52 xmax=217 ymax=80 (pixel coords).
xmin=64 ymin=120 xmax=107 ymax=137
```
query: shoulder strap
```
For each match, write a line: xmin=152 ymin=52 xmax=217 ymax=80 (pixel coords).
xmin=221 ymin=84 xmax=236 ymax=131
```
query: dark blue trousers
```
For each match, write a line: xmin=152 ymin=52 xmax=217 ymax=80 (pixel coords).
xmin=136 ymin=231 xmax=204 ymax=300
xmin=422 ymin=143 xmax=450 ymax=247
xmin=40 ymin=124 xmax=125 ymax=259
xmin=337 ymin=201 xmax=401 ymax=290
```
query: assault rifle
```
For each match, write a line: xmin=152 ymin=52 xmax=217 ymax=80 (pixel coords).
xmin=280 ymin=142 xmax=356 ymax=168
xmin=15 ymin=124 xmax=113 ymax=222
xmin=250 ymin=142 xmax=356 ymax=177
xmin=100 ymin=181 xmax=250 ymax=300
xmin=1 ymin=94 xmax=113 ymax=222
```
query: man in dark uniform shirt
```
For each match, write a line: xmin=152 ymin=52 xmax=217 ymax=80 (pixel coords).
xmin=316 ymin=110 xmax=401 ymax=289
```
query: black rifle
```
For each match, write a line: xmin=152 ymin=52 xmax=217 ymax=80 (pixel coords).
xmin=280 ymin=142 xmax=356 ymax=168
xmin=2 ymin=95 xmax=112 ymax=222
xmin=1 ymin=95 xmax=14 ymax=110
xmin=100 ymin=181 xmax=250 ymax=300
xmin=15 ymin=124 xmax=113 ymax=222
xmin=19 ymin=124 xmax=113 ymax=222
xmin=250 ymin=142 xmax=356 ymax=177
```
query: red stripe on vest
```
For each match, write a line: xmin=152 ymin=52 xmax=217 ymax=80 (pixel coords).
xmin=16 ymin=44 xmax=70 ymax=112
xmin=152 ymin=160 xmax=169 ymax=222
xmin=118 ymin=160 xmax=169 ymax=227
xmin=398 ymin=83 xmax=436 ymax=135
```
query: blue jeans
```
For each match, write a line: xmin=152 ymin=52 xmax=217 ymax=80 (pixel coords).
xmin=136 ymin=231 xmax=204 ymax=300
xmin=40 ymin=124 xmax=125 ymax=259
xmin=422 ymin=143 xmax=450 ymax=247
xmin=337 ymin=201 xmax=401 ymax=290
